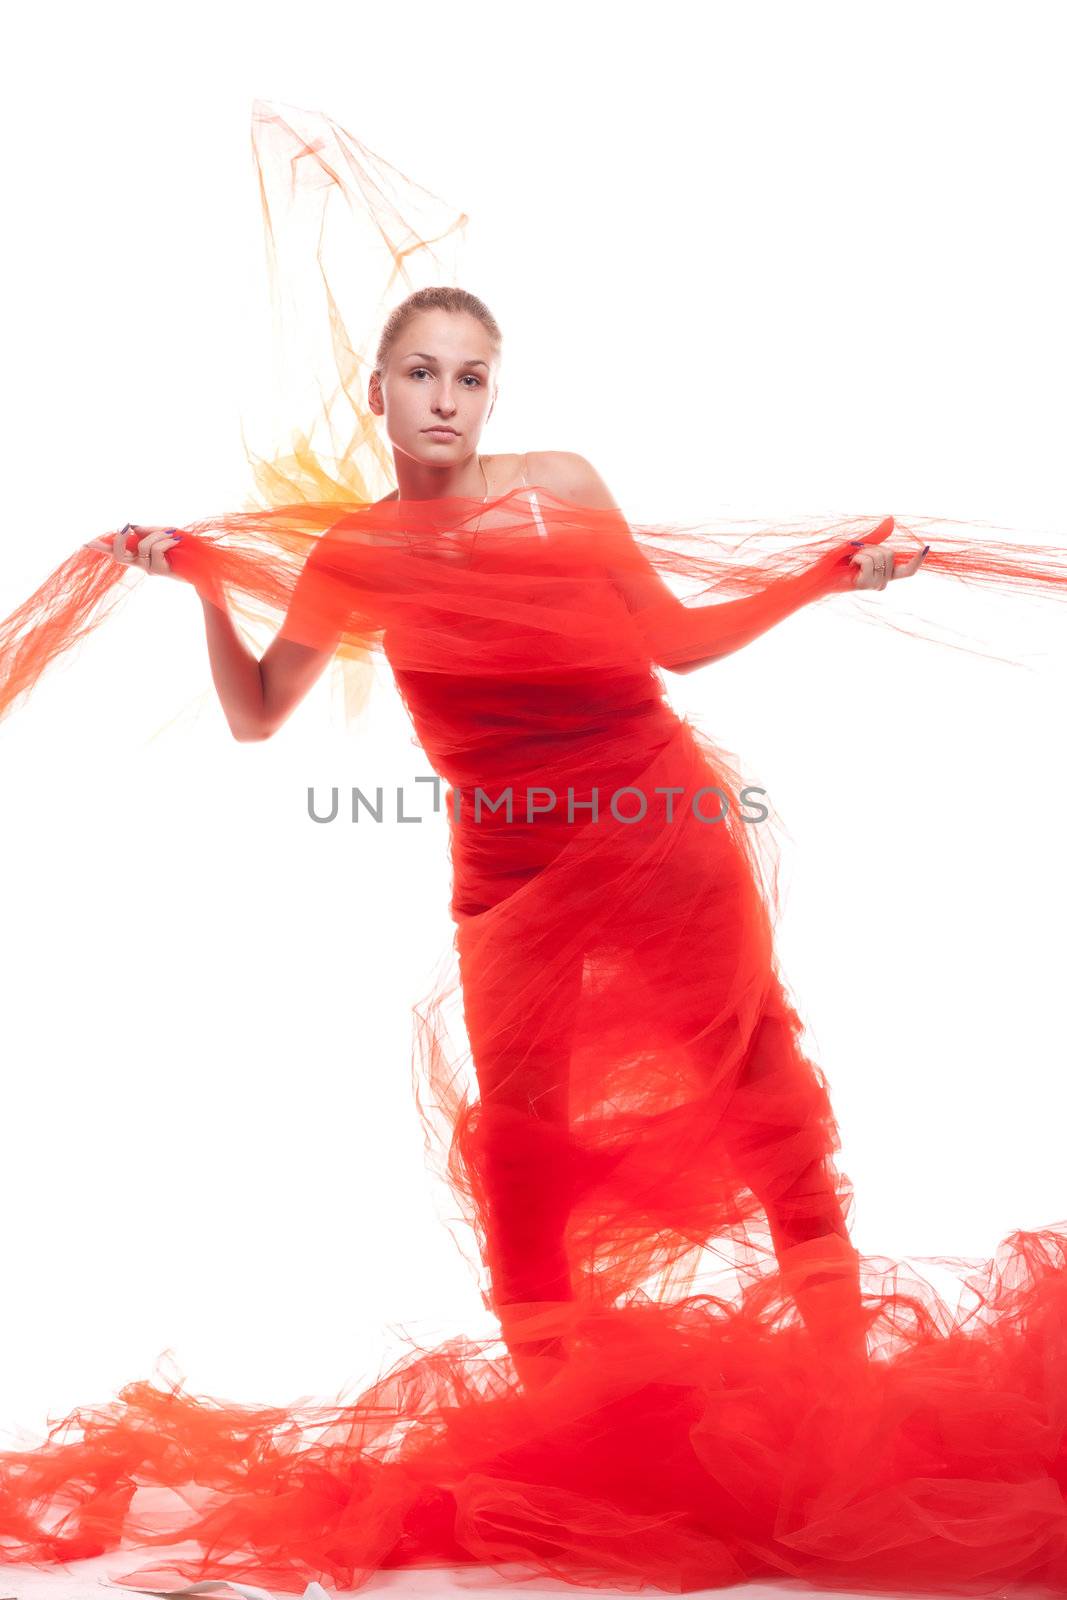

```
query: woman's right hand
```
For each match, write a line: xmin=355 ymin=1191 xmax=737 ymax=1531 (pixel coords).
xmin=85 ymin=524 xmax=184 ymax=579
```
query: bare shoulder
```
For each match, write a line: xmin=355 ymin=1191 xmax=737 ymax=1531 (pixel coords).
xmin=369 ymin=452 xmax=620 ymax=508
xmin=532 ymin=451 xmax=620 ymax=511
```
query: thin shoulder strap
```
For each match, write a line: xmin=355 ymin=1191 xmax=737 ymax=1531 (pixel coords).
xmin=521 ymin=452 xmax=549 ymax=540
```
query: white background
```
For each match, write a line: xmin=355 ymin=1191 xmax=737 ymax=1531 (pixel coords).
xmin=0 ymin=0 xmax=1064 ymax=1443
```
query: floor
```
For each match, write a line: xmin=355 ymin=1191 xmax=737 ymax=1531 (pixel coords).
xmin=0 ymin=1552 xmax=971 ymax=1600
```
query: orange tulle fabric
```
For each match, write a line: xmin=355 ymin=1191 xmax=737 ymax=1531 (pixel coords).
xmin=2 ymin=100 xmax=1067 ymax=1600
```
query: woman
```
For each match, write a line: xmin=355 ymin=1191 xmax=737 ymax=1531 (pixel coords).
xmin=91 ymin=291 xmax=921 ymax=1401
xmin=2 ymin=102 xmax=1067 ymax=1600
xmin=91 ymin=290 xmax=923 ymax=1401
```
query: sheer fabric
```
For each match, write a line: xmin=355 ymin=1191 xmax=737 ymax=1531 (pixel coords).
xmin=1 ymin=100 xmax=1067 ymax=1600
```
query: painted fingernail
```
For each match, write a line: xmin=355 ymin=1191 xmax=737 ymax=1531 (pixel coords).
xmin=848 ymin=539 xmax=864 ymax=547
xmin=921 ymin=544 xmax=930 ymax=555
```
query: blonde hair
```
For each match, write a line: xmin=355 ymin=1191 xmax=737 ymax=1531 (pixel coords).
xmin=373 ymin=286 xmax=502 ymax=380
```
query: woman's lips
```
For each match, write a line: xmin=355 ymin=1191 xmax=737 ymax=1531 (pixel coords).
xmin=423 ymin=428 xmax=459 ymax=439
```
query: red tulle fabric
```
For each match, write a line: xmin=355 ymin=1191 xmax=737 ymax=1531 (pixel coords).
xmin=2 ymin=101 xmax=1067 ymax=1600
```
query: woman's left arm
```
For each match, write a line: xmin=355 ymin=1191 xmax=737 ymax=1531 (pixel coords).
xmin=553 ymin=453 xmax=928 ymax=674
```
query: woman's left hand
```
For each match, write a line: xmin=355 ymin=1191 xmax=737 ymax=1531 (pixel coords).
xmin=850 ymin=543 xmax=929 ymax=590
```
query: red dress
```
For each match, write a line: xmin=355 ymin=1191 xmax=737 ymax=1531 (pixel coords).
xmin=3 ymin=483 xmax=1067 ymax=1600
xmin=2 ymin=102 xmax=1067 ymax=1600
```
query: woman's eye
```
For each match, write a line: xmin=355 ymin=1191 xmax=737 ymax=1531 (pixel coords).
xmin=409 ymin=368 xmax=480 ymax=387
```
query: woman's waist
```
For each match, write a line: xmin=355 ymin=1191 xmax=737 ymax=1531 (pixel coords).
xmin=447 ymin=711 xmax=695 ymax=825
xmin=438 ymin=698 xmax=680 ymax=794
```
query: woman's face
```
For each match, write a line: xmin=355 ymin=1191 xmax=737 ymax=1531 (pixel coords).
xmin=370 ymin=308 xmax=497 ymax=468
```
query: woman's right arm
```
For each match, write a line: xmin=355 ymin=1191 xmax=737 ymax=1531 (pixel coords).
xmin=199 ymin=592 xmax=336 ymax=742
xmin=91 ymin=523 xmax=342 ymax=741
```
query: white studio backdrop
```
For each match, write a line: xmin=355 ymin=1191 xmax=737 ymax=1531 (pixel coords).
xmin=0 ymin=0 xmax=1064 ymax=1440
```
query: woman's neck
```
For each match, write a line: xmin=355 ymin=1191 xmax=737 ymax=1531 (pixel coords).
xmin=380 ymin=452 xmax=525 ymax=505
